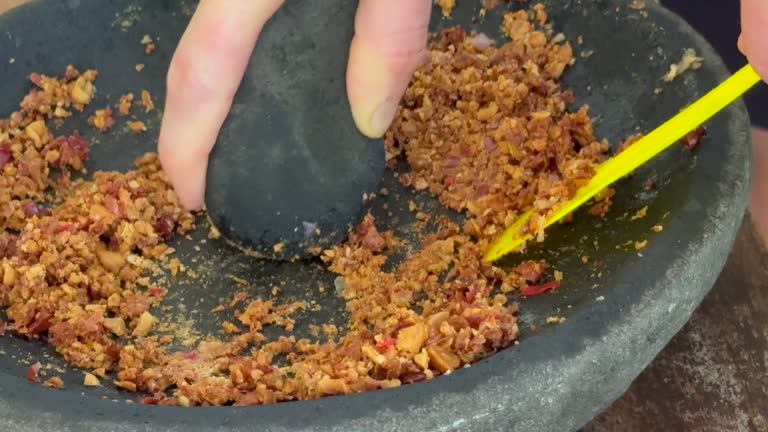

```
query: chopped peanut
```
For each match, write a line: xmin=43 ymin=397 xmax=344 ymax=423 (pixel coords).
xmin=114 ymin=380 xmax=138 ymax=392
xmin=96 ymin=247 xmax=126 ymax=274
xmin=70 ymin=76 xmax=96 ymax=104
xmin=435 ymin=0 xmax=455 ymax=17
xmin=83 ymin=373 xmax=100 ymax=386
xmin=90 ymin=203 xmax=115 ymax=224
xmin=43 ymin=376 xmax=65 ymax=388
xmin=396 ymin=322 xmax=428 ymax=354
xmin=87 ymin=107 xmax=115 ymax=132
xmin=103 ymin=317 xmax=127 ymax=337
xmin=426 ymin=345 xmax=461 ymax=372
xmin=140 ymin=89 xmax=154 ymax=112
xmin=132 ymin=311 xmax=156 ymax=337
xmin=2 ymin=262 xmax=17 ymax=286
xmin=361 ymin=345 xmax=386 ymax=365
xmin=317 ymin=376 xmax=349 ymax=395
xmin=128 ymin=121 xmax=147 ymax=133
xmin=118 ymin=93 xmax=134 ymax=115
xmin=25 ymin=120 xmax=48 ymax=147
xmin=414 ymin=349 xmax=430 ymax=370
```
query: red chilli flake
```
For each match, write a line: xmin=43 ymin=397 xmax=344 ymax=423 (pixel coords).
xmin=154 ymin=216 xmax=176 ymax=239
xmin=181 ymin=351 xmax=199 ymax=361
xmin=148 ymin=287 xmax=166 ymax=296
xmin=521 ymin=280 xmax=560 ymax=296
xmin=680 ymin=126 xmax=706 ymax=150
xmin=375 ymin=338 xmax=397 ymax=351
xmin=139 ymin=395 xmax=163 ymax=405
xmin=256 ymin=365 xmax=276 ymax=374
xmin=28 ymin=72 xmax=43 ymax=87
xmin=0 ymin=145 xmax=11 ymax=166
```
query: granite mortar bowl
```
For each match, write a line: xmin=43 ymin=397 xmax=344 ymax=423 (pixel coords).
xmin=0 ymin=0 xmax=751 ymax=431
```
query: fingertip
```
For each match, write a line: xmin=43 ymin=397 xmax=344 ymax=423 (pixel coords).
xmin=347 ymin=0 xmax=431 ymax=137
xmin=741 ymin=0 xmax=768 ymax=80
xmin=157 ymin=126 xmax=208 ymax=211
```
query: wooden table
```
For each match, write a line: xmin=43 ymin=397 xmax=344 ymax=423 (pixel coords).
xmin=585 ymin=215 xmax=768 ymax=431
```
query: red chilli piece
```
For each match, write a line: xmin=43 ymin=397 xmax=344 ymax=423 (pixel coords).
xmin=521 ymin=280 xmax=560 ymax=296
xmin=139 ymin=395 xmax=164 ymax=405
xmin=67 ymin=132 xmax=90 ymax=161
xmin=256 ymin=365 xmax=276 ymax=374
xmin=26 ymin=362 xmax=42 ymax=382
xmin=28 ymin=72 xmax=43 ymax=87
xmin=680 ymin=126 xmax=706 ymax=150
xmin=27 ymin=309 xmax=53 ymax=336
xmin=0 ymin=145 xmax=11 ymax=167
xmin=375 ymin=338 xmax=397 ymax=351
xmin=148 ymin=287 xmax=166 ymax=297
xmin=154 ymin=216 xmax=176 ymax=239
xmin=181 ymin=351 xmax=199 ymax=361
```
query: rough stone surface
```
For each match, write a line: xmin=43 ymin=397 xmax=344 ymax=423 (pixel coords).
xmin=587 ymin=217 xmax=768 ymax=431
xmin=0 ymin=1 xmax=752 ymax=431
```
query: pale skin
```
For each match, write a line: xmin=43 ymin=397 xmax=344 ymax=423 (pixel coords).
xmin=152 ymin=0 xmax=768 ymax=229
xmin=740 ymin=0 xmax=768 ymax=241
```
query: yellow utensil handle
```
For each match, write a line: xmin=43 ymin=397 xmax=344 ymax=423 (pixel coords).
xmin=484 ymin=64 xmax=762 ymax=262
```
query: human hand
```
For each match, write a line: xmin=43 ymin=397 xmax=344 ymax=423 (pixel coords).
xmin=157 ymin=0 xmax=432 ymax=210
xmin=740 ymin=0 xmax=768 ymax=80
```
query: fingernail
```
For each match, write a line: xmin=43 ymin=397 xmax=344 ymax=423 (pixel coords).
xmin=349 ymin=40 xmax=401 ymax=138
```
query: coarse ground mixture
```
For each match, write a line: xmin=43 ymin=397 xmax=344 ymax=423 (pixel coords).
xmin=0 ymin=5 xmax=610 ymax=406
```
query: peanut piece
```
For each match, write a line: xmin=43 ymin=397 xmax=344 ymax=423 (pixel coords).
xmin=361 ymin=345 xmax=386 ymax=365
xmin=2 ymin=262 xmax=17 ymax=285
xmin=90 ymin=204 xmax=115 ymax=223
xmin=131 ymin=311 xmax=155 ymax=337
xmin=25 ymin=120 xmax=48 ymax=147
xmin=414 ymin=348 xmax=430 ymax=370
xmin=426 ymin=345 xmax=461 ymax=372
xmin=103 ymin=317 xmax=127 ymax=337
xmin=426 ymin=311 xmax=450 ymax=332
xmin=114 ymin=380 xmax=137 ymax=392
xmin=83 ymin=373 xmax=100 ymax=386
xmin=317 ymin=376 xmax=349 ymax=396
xmin=70 ymin=77 xmax=95 ymax=104
xmin=396 ymin=322 xmax=428 ymax=354
xmin=127 ymin=121 xmax=147 ymax=133
xmin=96 ymin=247 xmax=125 ymax=274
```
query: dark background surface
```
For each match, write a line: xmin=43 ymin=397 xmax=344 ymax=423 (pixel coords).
xmin=664 ymin=0 xmax=768 ymax=127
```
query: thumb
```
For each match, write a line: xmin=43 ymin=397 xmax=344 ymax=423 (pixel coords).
xmin=740 ymin=0 xmax=768 ymax=79
xmin=347 ymin=0 xmax=431 ymax=138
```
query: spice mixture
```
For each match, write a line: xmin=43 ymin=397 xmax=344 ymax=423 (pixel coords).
xmin=0 ymin=6 xmax=609 ymax=406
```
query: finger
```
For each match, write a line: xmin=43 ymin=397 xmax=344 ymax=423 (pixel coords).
xmin=158 ymin=0 xmax=285 ymax=210
xmin=740 ymin=0 xmax=768 ymax=79
xmin=347 ymin=0 xmax=431 ymax=138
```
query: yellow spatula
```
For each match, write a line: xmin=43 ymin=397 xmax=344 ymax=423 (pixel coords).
xmin=484 ymin=64 xmax=762 ymax=263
